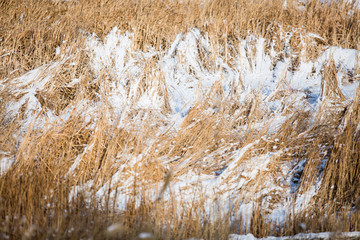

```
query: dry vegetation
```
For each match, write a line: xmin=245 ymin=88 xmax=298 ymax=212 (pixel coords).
xmin=1 ymin=0 xmax=360 ymax=239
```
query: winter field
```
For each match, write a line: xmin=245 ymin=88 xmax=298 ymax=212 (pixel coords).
xmin=1 ymin=0 xmax=360 ymax=239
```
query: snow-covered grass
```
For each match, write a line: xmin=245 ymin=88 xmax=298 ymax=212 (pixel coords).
xmin=1 ymin=0 xmax=360 ymax=239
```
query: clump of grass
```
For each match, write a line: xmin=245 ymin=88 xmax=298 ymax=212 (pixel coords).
xmin=319 ymin=84 xmax=360 ymax=209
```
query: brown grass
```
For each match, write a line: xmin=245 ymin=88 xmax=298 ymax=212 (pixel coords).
xmin=1 ymin=0 xmax=359 ymax=79
xmin=1 ymin=0 xmax=360 ymax=239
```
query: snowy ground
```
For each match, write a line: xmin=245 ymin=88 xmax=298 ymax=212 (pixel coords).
xmin=1 ymin=25 xmax=359 ymax=235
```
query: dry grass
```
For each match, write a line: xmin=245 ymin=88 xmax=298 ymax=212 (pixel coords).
xmin=1 ymin=0 xmax=359 ymax=78
xmin=1 ymin=0 xmax=360 ymax=239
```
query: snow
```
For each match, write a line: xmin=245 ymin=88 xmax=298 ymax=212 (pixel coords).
xmin=0 ymin=152 xmax=14 ymax=176
xmin=138 ymin=232 xmax=154 ymax=239
xmin=2 ymin=25 xmax=360 ymax=235
xmin=229 ymin=232 xmax=360 ymax=240
xmin=230 ymin=234 xmax=257 ymax=240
